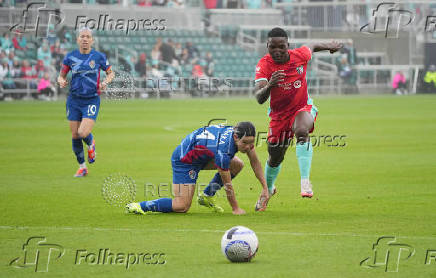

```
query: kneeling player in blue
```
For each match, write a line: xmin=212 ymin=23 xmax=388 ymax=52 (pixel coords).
xmin=126 ymin=122 xmax=269 ymax=215
xmin=58 ymin=27 xmax=114 ymax=177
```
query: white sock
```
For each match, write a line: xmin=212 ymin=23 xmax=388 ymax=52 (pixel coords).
xmin=301 ymin=178 xmax=310 ymax=185
xmin=79 ymin=163 xmax=87 ymax=169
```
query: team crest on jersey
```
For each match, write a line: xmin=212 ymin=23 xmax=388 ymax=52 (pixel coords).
xmin=296 ymin=65 xmax=304 ymax=74
xmin=89 ymin=60 xmax=95 ymax=69
xmin=294 ymin=80 xmax=302 ymax=88
xmin=255 ymin=66 xmax=261 ymax=73
xmin=188 ymin=170 xmax=197 ymax=180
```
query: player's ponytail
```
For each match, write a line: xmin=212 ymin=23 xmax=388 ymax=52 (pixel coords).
xmin=234 ymin=122 xmax=256 ymax=139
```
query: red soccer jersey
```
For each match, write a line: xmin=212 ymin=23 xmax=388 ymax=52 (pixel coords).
xmin=255 ymin=46 xmax=312 ymax=120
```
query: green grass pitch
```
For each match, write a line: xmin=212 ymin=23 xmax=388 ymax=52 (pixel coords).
xmin=1 ymin=95 xmax=435 ymax=277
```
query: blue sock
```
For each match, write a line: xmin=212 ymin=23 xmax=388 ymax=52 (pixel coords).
xmin=82 ymin=133 xmax=93 ymax=146
xmin=72 ymin=138 xmax=85 ymax=164
xmin=265 ymin=161 xmax=282 ymax=195
xmin=140 ymin=198 xmax=173 ymax=213
xmin=296 ymin=141 xmax=313 ymax=179
xmin=203 ymin=173 xmax=236 ymax=196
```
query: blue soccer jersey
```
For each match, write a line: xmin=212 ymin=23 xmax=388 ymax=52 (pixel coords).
xmin=173 ymin=125 xmax=238 ymax=171
xmin=62 ymin=49 xmax=111 ymax=98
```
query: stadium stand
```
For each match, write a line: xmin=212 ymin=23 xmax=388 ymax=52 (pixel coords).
xmin=0 ymin=0 xmax=435 ymax=100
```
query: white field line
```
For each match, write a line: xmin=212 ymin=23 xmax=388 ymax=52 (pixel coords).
xmin=0 ymin=225 xmax=435 ymax=240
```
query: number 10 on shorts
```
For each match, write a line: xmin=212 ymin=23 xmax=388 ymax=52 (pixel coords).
xmin=88 ymin=105 xmax=96 ymax=116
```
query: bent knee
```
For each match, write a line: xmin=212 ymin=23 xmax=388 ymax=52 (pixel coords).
xmin=294 ymin=128 xmax=309 ymax=143
xmin=231 ymin=156 xmax=244 ymax=174
xmin=172 ymin=199 xmax=191 ymax=213
xmin=77 ymin=130 xmax=89 ymax=139
xmin=268 ymin=155 xmax=284 ymax=167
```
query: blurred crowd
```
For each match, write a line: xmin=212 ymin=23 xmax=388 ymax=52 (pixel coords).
xmin=0 ymin=31 xmax=73 ymax=100
xmin=119 ymin=37 xmax=215 ymax=95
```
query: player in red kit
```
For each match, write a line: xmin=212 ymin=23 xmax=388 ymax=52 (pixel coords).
xmin=254 ymin=27 xmax=343 ymax=211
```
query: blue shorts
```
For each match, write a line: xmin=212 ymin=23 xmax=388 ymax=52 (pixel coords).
xmin=171 ymin=146 xmax=201 ymax=184
xmin=66 ymin=95 xmax=100 ymax=122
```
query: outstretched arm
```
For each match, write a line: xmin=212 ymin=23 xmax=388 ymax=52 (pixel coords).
xmin=246 ymin=147 xmax=269 ymax=202
xmin=218 ymin=168 xmax=245 ymax=215
xmin=308 ymin=41 xmax=343 ymax=54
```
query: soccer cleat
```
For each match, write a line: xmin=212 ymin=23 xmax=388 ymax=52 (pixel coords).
xmin=198 ymin=194 xmax=224 ymax=213
xmin=301 ymin=180 xmax=313 ymax=198
xmin=255 ymin=187 xmax=277 ymax=212
xmin=125 ymin=203 xmax=145 ymax=215
xmin=74 ymin=167 xmax=88 ymax=177
xmin=88 ymin=139 xmax=96 ymax=164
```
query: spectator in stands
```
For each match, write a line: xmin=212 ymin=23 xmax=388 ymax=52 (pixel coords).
xmin=35 ymin=60 xmax=46 ymax=78
xmin=180 ymin=48 xmax=190 ymax=65
xmin=185 ymin=41 xmax=199 ymax=60
xmin=51 ymin=39 xmax=63 ymax=72
xmin=341 ymin=41 xmax=358 ymax=66
xmin=60 ymin=37 xmax=72 ymax=52
xmin=227 ymin=0 xmax=239 ymax=8
xmin=151 ymin=45 xmax=161 ymax=66
xmin=135 ymin=53 xmax=147 ymax=88
xmin=38 ymin=42 xmax=52 ymax=67
xmin=0 ymin=50 xmax=6 ymax=61
xmin=137 ymin=0 xmax=152 ymax=6
xmin=10 ymin=58 xmax=22 ymax=88
xmin=174 ymin=42 xmax=183 ymax=63
xmin=160 ymin=39 xmax=176 ymax=65
xmin=7 ymin=51 xmax=15 ymax=67
xmin=18 ymin=33 xmax=27 ymax=50
xmin=37 ymin=72 xmax=55 ymax=100
xmin=0 ymin=59 xmax=16 ymax=89
xmin=12 ymin=33 xmax=25 ymax=50
xmin=153 ymin=0 xmax=167 ymax=6
xmin=423 ymin=64 xmax=436 ymax=93
xmin=192 ymin=63 xmax=205 ymax=78
xmin=167 ymin=0 xmax=184 ymax=7
xmin=47 ymin=24 xmax=57 ymax=46
xmin=1 ymin=33 xmax=13 ymax=53
xmin=21 ymin=59 xmax=37 ymax=89
xmin=245 ymin=0 xmax=261 ymax=9
xmin=203 ymin=0 xmax=217 ymax=9
xmin=205 ymin=52 xmax=215 ymax=77
xmin=128 ymin=55 xmax=138 ymax=76
xmin=392 ymin=71 xmax=408 ymax=95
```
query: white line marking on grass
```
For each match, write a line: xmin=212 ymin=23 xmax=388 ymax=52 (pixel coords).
xmin=0 ymin=225 xmax=435 ymax=240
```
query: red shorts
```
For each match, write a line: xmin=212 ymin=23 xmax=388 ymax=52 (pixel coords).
xmin=267 ymin=104 xmax=318 ymax=144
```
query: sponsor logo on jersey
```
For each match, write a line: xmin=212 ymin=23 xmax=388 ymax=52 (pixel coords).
xmin=294 ymin=80 xmax=302 ymax=88
xmin=296 ymin=65 xmax=304 ymax=74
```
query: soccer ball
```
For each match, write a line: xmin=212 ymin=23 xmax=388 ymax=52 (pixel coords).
xmin=221 ymin=226 xmax=258 ymax=262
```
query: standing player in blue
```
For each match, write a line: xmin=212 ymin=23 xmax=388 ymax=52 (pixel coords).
xmin=126 ymin=122 xmax=269 ymax=215
xmin=58 ymin=27 xmax=114 ymax=177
